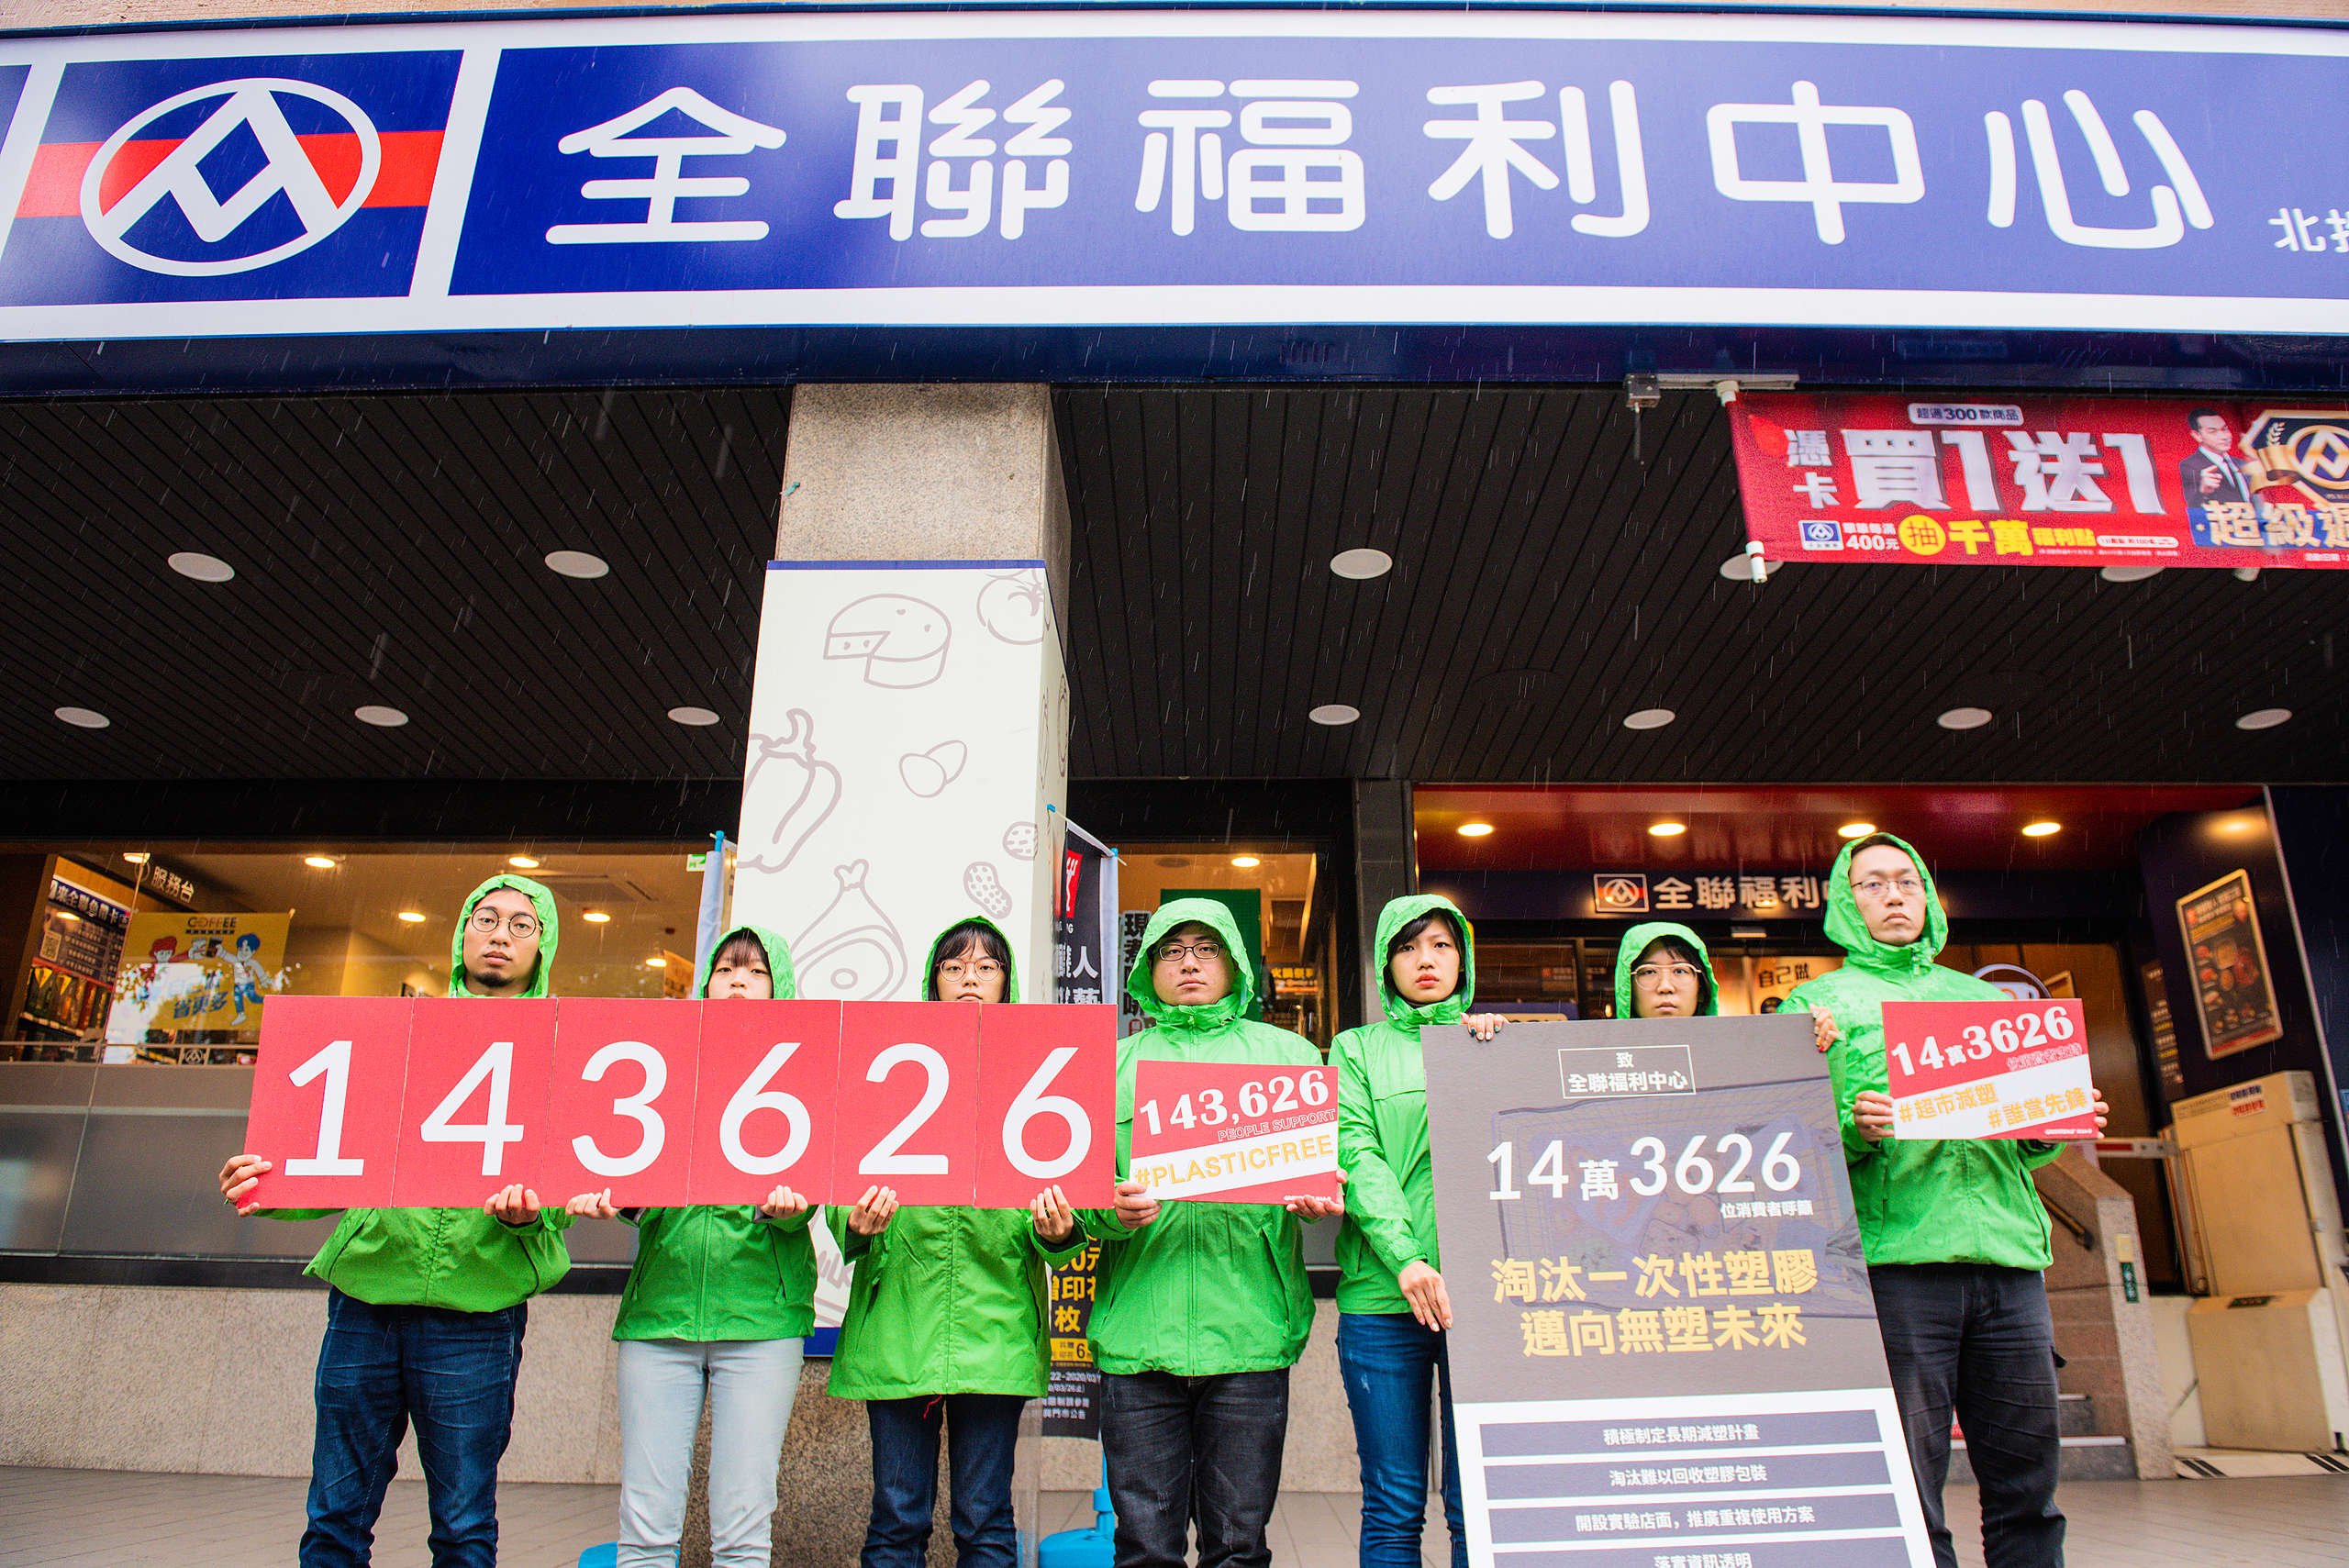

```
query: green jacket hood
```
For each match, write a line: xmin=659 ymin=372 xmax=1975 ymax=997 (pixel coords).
xmin=449 ymin=874 xmax=559 ymax=999
xmin=693 ymin=923 xmax=798 ymax=1001
xmin=918 ymin=915 xmax=1021 ymax=1003
xmin=1373 ymin=894 xmax=1475 ymax=1028
xmin=1612 ymin=921 xmax=1722 ymax=1018
xmin=1125 ymin=897 xmax=1253 ymax=1030
xmin=1821 ymin=835 xmax=1949 ymax=979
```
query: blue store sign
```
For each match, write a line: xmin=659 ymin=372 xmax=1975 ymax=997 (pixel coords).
xmin=0 ymin=10 xmax=2343 ymax=384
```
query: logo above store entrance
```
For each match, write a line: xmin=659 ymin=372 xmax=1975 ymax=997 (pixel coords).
xmin=79 ymin=78 xmax=381 ymax=277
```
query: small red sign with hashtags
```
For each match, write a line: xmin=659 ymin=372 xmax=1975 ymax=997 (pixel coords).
xmin=1881 ymin=999 xmax=2097 ymax=1141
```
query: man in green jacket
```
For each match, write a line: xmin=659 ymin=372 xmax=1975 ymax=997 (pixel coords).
xmin=1783 ymin=836 xmax=2105 ymax=1568
xmin=218 ymin=874 xmax=573 ymax=1568
xmin=1081 ymin=897 xmax=1342 ymax=1568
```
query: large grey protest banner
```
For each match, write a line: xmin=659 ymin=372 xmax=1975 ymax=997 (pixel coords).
xmin=1423 ymin=1014 xmax=1932 ymax=1567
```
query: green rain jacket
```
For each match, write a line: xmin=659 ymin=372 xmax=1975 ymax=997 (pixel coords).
xmin=828 ymin=917 xmax=1085 ymax=1399
xmin=612 ymin=924 xmax=818 ymax=1342
xmin=1782 ymin=838 xmax=2065 ymax=1272
xmin=1077 ymin=898 xmax=1322 ymax=1376
xmin=1331 ymin=894 xmax=1475 ymax=1316
xmin=271 ymin=874 xmax=573 ymax=1313
xmin=1613 ymin=921 xmax=1723 ymax=1018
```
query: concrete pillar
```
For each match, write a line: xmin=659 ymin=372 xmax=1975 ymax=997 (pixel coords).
xmin=1349 ymin=780 xmax=1417 ymax=1029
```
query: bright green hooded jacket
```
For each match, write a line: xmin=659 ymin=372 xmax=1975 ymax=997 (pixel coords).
xmin=828 ymin=917 xmax=1086 ymax=1398
xmin=611 ymin=924 xmax=818 ymax=1342
xmin=1332 ymin=894 xmax=1475 ymax=1315
xmin=1613 ymin=921 xmax=1722 ymax=1019
xmin=271 ymin=874 xmax=573 ymax=1313
xmin=1782 ymin=837 xmax=2065 ymax=1272
xmin=1077 ymin=898 xmax=1322 ymax=1376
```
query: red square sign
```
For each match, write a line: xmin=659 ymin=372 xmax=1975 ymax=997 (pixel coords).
xmin=244 ymin=995 xmax=414 ymax=1210
xmin=974 ymin=1004 xmax=1119 ymax=1209
xmin=392 ymin=997 xmax=559 ymax=1206
xmin=834 ymin=1002 xmax=981 ymax=1207
xmin=539 ymin=998 xmax=704 ymax=1207
xmin=686 ymin=999 xmax=842 ymax=1205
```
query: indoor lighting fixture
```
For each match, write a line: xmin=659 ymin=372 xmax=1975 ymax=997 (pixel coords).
xmin=2021 ymin=820 xmax=2062 ymax=838
xmin=1329 ymin=548 xmax=1393 ymax=581
xmin=507 ymin=854 xmax=540 ymax=870
xmin=1230 ymin=855 xmax=1262 ymax=869
xmin=54 ymin=706 xmax=110 ymax=728
xmin=1308 ymin=704 xmax=1360 ymax=726
xmin=2237 ymin=707 xmax=2292 ymax=731
xmin=121 ymin=851 xmax=150 ymax=865
xmin=583 ymin=909 xmax=613 ymax=924
xmin=1648 ymin=821 xmax=1687 ymax=838
xmin=354 ymin=705 xmax=409 ymax=728
xmin=397 ymin=910 xmax=428 ymax=923
xmin=545 ymin=550 xmax=611 ymax=580
xmin=646 ymin=954 xmax=669 ymax=969
xmin=303 ymin=855 xmax=339 ymax=870
xmin=1837 ymin=822 xmax=1876 ymax=839
xmin=167 ymin=550 xmax=235 ymax=583
xmin=1937 ymin=706 xmax=1993 ymax=730
xmin=2099 ymin=564 xmax=2164 ymax=584
xmin=667 ymin=706 xmax=721 ymax=727
xmin=1623 ymin=707 xmax=1675 ymax=730
xmin=1457 ymin=822 xmax=1496 ymax=838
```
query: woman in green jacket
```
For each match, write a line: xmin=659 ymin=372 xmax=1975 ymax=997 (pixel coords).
xmin=1613 ymin=921 xmax=1838 ymax=1051
xmin=1332 ymin=894 xmax=1505 ymax=1568
xmin=828 ymin=916 xmax=1085 ymax=1568
xmin=1080 ymin=896 xmax=1344 ymax=1568
xmin=565 ymin=924 xmax=816 ymax=1568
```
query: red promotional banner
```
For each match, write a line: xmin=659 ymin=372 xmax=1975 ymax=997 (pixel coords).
xmin=239 ymin=997 xmax=1118 ymax=1209
xmin=1881 ymin=998 xmax=2099 ymax=1142
xmin=1729 ymin=394 xmax=2349 ymax=572
xmin=1129 ymin=1061 xmax=1339 ymax=1205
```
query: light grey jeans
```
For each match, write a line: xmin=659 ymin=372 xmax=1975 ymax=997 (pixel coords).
xmin=616 ymin=1337 xmax=805 ymax=1568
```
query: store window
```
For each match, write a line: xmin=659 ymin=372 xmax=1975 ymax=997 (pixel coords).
xmin=1111 ymin=845 xmax=1333 ymax=1048
xmin=5 ymin=842 xmax=711 ymax=1064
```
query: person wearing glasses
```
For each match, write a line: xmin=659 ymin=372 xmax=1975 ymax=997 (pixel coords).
xmin=829 ymin=917 xmax=1086 ymax=1568
xmin=1616 ymin=923 xmax=1840 ymax=1054
xmin=1780 ymin=835 xmax=2109 ymax=1568
xmin=216 ymin=875 xmax=572 ymax=1568
xmin=1080 ymin=897 xmax=1341 ymax=1568
xmin=565 ymin=923 xmax=815 ymax=1568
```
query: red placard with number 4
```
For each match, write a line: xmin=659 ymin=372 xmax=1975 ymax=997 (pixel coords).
xmin=244 ymin=995 xmax=414 ymax=1209
xmin=392 ymin=998 xmax=559 ymax=1206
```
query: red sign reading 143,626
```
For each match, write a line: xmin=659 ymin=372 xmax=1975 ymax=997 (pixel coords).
xmin=242 ymin=995 xmax=1117 ymax=1209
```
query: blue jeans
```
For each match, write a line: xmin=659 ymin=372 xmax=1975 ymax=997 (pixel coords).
xmin=617 ymin=1337 xmax=805 ymax=1568
xmin=1337 ymin=1312 xmax=1467 ymax=1568
xmin=302 ymin=1287 xmax=527 ymax=1568
xmin=1870 ymin=1263 xmax=2065 ymax=1568
xmin=863 ymin=1393 xmax=1028 ymax=1568
xmin=1101 ymin=1368 xmax=1288 ymax=1568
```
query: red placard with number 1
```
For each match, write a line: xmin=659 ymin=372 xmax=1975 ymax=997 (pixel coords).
xmin=1882 ymin=997 xmax=2098 ymax=1141
xmin=243 ymin=995 xmax=415 ymax=1209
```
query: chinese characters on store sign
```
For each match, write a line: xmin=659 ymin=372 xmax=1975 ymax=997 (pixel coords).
xmin=1592 ymin=872 xmax=1823 ymax=918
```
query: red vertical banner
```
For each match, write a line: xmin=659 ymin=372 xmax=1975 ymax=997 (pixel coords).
xmin=392 ymin=998 xmax=559 ymax=1206
xmin=687 ymin=999 xmax=842 ymax=1204
xmin=974 ymin=1003 xmax=1119 ymax=1208
xmin=834 ymin=1002 xmax=981 ymax=1207
xmin=539 ymin=998 xmax=705 ymax=1207
xmin=244 ymin=995 xmax=415 ymax=1210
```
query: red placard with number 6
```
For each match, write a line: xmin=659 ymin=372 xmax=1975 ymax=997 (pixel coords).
xmin=392 ymin=999 xmax=558 ymax=1206
xmin=974 ymin=1004 xmax=1118 ymax=1208
xmin=540 ymin=998 xmax=704 ymax=1207
xmin=245 ymin=995 xmax=414 ymax=1209
xmin=688 ymin=1000 xmax=842 ymax=1204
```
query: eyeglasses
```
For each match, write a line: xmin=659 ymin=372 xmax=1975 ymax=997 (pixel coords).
xmin=938 ymin=960 xmax=1005 ymax=983
xmin=1853 ymin=876 xmax=1925 ymax=900
xmin=1152 ymin=939 xmax=1224 ymax=965
xmin=1631 ymin=963 xmax=1700 ymax=988
xmin=467 ymin=909 xmax=540 ymax=940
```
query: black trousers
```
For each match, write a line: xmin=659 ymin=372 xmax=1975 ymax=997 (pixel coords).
xmin=1101 ymin=1368 xmax=1289 ymax=1568
xmin=1871 ymin=1262 xmax=2065 ymax=1568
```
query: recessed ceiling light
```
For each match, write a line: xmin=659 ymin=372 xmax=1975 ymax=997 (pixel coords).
xmin=1719 ymin=552 xmax=1774 ymax=582
xmin=54 ymin=706 xmax=109 ymax=728
xmin=167 ymin=550 xmax=235 ymax=583
xmin=303 ymin=855 xmax=339 ymax=870
xmin=354 ymin=705 xmax=408 ymax=728
xmin=507 ymin=855 xmax=540 ymax=870
xmin=2021 ymin=820 xmax=2062 ymax=838
xmin=121 ymin=851 xmax=150 ymax=865
xmin=1457 ymin=822 xmax=1496 ymax=838
xmin=1330 ymin=548 xmax=1393 ymax=581
xmin=2237 ymin=707 xmax=2292 ymax=731
xmin=1937 ymin=706 xmax=1993 ymax=730
xmin=545 ymin=550 xmax=610 ymax=580
xmin=583 ymin=909 xmax=612 ymax=924
xmin=668 ymin=706 xmax=721 ymax=727
xmin=2099 ymin=564 xmax=2164 ymax=583
xmin=646 ymin=954 xmax=669 ymax=969
xmin=1648 ymin=821 xmax=1687 ymax=838
xmin=1623 ymin=708 xmax=1675 ymax=730
xmin=1837 ymin=821 xmax=1876 ymax=839
xmin=397 ymin=910 xmax=428 ymax=923
xmin=1230 ymin=855 xmax=1262 ymax=869
xmin=1308 ymin=703 xmax=1360 ymax=726
xmin=2232 ymin=567 xmax=2262 ymax=583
